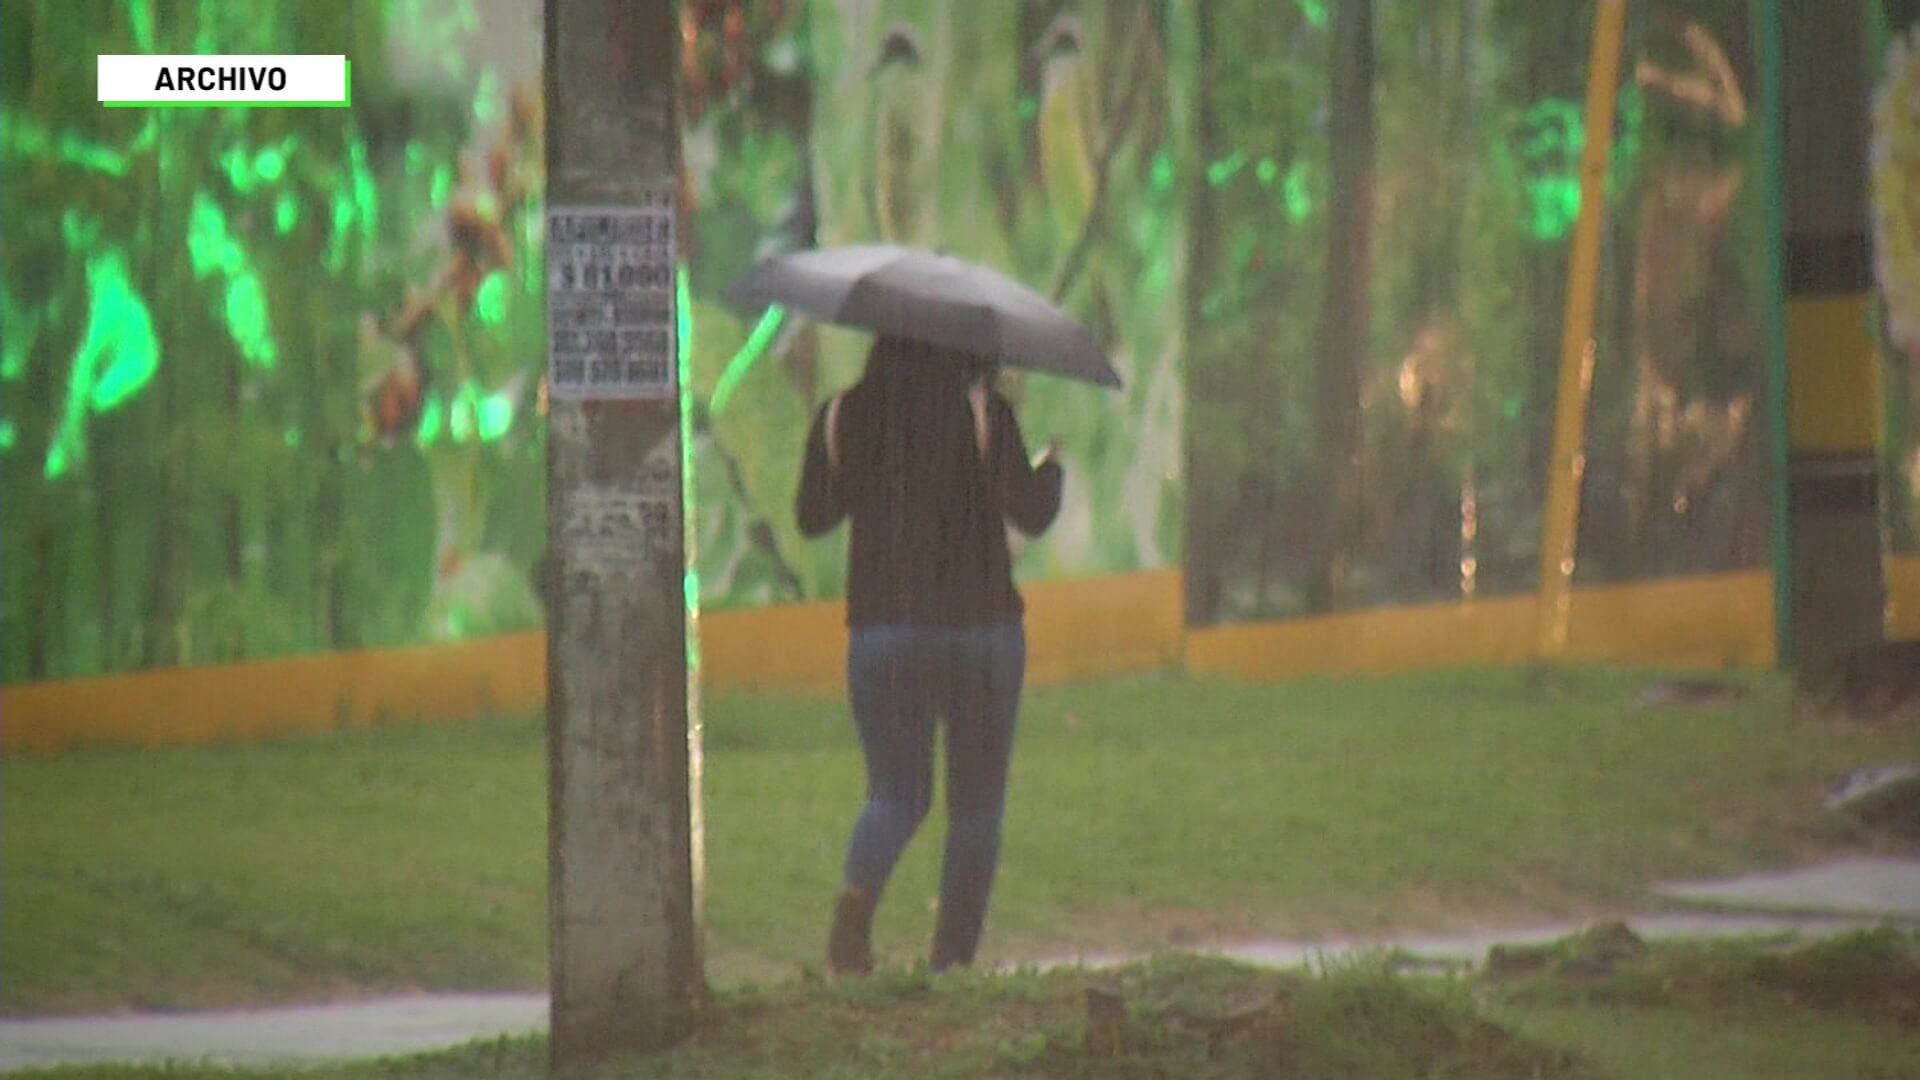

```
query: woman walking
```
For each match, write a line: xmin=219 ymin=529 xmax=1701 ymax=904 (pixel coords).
xmin=795 ymin=333 xmax=1063 ymax=974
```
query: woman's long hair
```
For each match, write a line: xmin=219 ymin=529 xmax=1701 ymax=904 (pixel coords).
xmin=855 ymin=335 xmax=998 ymax=480
xmin=862 ymin=334 xmax=996 ymax=395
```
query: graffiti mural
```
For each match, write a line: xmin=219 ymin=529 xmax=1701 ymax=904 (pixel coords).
xmin=12 ymin=1 xmax=1885 ymax=681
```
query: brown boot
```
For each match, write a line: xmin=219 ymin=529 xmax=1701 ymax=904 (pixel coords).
xmin=827 ymin=888 xmax=876 ymax=976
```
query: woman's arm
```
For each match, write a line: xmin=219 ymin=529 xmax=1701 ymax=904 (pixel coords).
xmin=795 ymin=399 xmax=848 ymax=537
xmin=993 ymin=395 xmax=1063 ymax=536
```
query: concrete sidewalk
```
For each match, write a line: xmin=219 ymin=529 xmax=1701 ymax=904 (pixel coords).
xmin=1652 ymin=856 xmax=1920 ymax=920
xmin=1020 ymin=910 xmax=1902 ymax=976
xmin=4 ymin=857 xmax=1915 ymax=1074
xmin=0 ymin=994 xmax=547 ymax=1073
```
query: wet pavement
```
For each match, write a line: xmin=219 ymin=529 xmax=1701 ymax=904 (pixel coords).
xmin=4 ymin=857 xmax=1915 ymax=1073
xmin=1651 ymin=856 xmax=1920 ymax=920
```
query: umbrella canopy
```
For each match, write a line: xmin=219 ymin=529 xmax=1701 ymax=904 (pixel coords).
xmin=724 ymin=245 xmax=1121 ymax=388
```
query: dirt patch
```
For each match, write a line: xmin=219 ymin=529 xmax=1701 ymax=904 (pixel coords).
xmin=1070 ymin=955 xmax=1598 ymax=1079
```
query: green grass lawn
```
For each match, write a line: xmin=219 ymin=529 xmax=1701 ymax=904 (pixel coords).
xmin=1492 ymin=927 xmax=1920 ymax=1080
xmin=6 ymin=666 xmax=1917 ymax=1014
xmin=11 ymin=933 xmax=1920 ymax=1079
xmin=1501 ymin=1005 xmax=1920 ymax=1080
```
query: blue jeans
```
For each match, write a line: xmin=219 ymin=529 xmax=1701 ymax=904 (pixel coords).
xmin=843 ymin=622 xmax=1026 ymax=968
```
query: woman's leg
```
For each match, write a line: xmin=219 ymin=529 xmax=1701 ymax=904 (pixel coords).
xmin=833 ymin=625 xmax=937 ymax=973
xmin=930 ymin=623 xmax=1026 ymax=970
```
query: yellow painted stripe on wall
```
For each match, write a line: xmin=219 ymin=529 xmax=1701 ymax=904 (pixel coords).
xmin=2 ymin=631 xmax=547 ymax=755
xmin=698 ymin=598 xmax=844 ymax=695
xmin=1186 ymin=594 xmax=1534 ymax=681
xmin=6 ymin=562 xmax=1912 ymax=755
xmin=1560 ymin=571 xmax=1776 ymax=668
xmin=1185 ymin=570 xmax=1778 ymax=681
xmin=1786 ymin=295 xmax=1882 ymax=452
xmin=696 ymin=568 xmax=1186 ymax=695
xmin=2 ymin=569 xmax=1184 ymax=753
xmin=1024 ymin=567 xmax=1186 ymax=684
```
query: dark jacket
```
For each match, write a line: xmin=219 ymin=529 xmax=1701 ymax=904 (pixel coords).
xmin=796 ymin=376 xmax=1063 ymax=626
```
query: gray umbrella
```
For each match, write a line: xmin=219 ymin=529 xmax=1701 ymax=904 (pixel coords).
xmin=724 ymin=245 xmax=1121 ymax=388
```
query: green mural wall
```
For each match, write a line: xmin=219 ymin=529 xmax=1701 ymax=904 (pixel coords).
xmin=1 ymin=0 xmax=1184 ymax=683
xmin=9 ymin=0 xmax=1911 ymax=684
xmin=3 ymin=0 xmax=549 ymax=681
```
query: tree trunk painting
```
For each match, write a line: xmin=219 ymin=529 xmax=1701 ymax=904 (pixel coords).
xmin=1305 ymin=0 xmax=1374 ymax=614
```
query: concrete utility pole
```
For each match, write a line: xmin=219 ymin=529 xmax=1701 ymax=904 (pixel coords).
xmin=1766 ymin=0 xmax=1888 ymax=669
xmin=543 ymin=0 xmax=700 ymax=1069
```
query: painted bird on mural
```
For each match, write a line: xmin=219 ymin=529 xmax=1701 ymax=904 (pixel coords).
xmin=866 ymin=23 xmax=927 ymax=243
xmin=1033 ymin=14 xmax=1098 ymax=246
xmin=358 ymin=313 xmax=426 ymax=446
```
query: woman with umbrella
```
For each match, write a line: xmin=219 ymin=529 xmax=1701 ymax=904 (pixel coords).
xmin=731 ymin=246 xmax=1116 ymax=974
xmin=796 ymin=334 xmax=1061 ymax=974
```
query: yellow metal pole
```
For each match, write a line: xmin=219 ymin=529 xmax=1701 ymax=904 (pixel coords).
xmin=1535 ymin=0 xmax=1630 ymax=658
